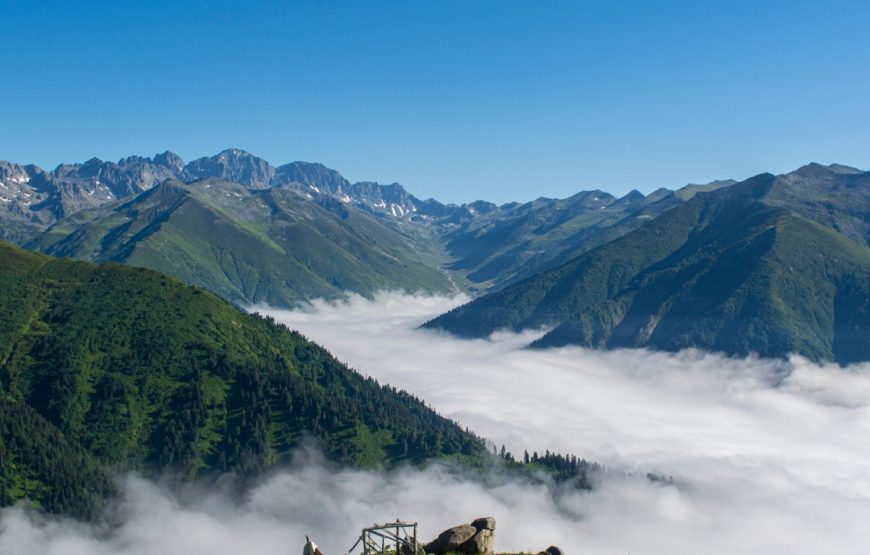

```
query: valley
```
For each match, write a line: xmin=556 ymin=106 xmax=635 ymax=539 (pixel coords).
xmin=4 ymin=3 xmax=869 ymax=554
xmin=4 ymin=151 xmax=870 ymax=364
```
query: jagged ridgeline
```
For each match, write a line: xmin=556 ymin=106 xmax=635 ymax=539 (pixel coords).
xmin=30 ymin=179 xmax=453 ymax=306
xmin=0 ymin=242 xmax=486 ymax=517
xmin=1 ymin=148 xmax=739 ymax=306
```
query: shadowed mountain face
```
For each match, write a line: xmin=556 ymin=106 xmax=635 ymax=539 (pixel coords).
xmin=0 ymin=241 xmax=486 ymax=516
xmin=438 ymin=179 xmax=735 ymax=292
xmin=30 ymin=179 xmax=454 ymax=306
xmin=425 ymin=165 xmax=870 ymax=364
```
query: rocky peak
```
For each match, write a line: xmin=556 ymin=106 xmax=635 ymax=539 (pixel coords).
xmin=346 ymin=181 xmax=420 ymax=216
xmin=828 ymin=163 xmax=863 ymax=175
xmin=273 ymin=161 xmax=351 ymax=195
xmin=603 ymin=188 xmax=646 ymax=210
xmin=619 ymin=189 xmax=645 ymax=202
xmin=186 ymin=148 xmax=275 ymax=189
xmin=0 ymin=161 xmax=30 ymax=181
xmin=465 ymin=200 xmax=499 ymax=215
xmin=118 ymin=155 xmax=148 ymax=166
xmin=786 ymin=162 xmax=860 ymax=181
xmin=153 ymin=151 xmax=186 ymax=173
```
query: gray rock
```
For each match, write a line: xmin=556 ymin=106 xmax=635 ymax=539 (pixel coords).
xmin=186 ymin=148 xmax=275 ymax=189
xmin=471 ymin=517 xmax=496 ymax=531
xmin=461 ymin=529 xmax=493 ymax=554
xmin=426 ymin=518 xmax=499 ymax=555
xmin=427 ymin=524 xmax=477 ymax=553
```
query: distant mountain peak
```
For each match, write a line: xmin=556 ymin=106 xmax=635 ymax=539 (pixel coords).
xmin=186 ymin=148 xmax=275 ymax=189
xmin=789 ymin=162 xmax=864 ymax=179
xmin=273 ymin=161 xmax=350 ymax=193
xmin=827 ymin=163 xmax=863 ymax=174
xmin=215 ymin=147 xmax=257 ymax=159
xmin=153 ymin=151 xmax=185 ymax=171
xmin=621 ymin=189 xmax=645 ymax=201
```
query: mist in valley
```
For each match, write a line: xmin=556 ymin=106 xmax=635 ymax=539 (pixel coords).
xmin=2 ymin=292 xmax=869 ymax=555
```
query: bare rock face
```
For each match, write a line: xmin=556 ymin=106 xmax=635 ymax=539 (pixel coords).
xmin=471 ymin=517 xmax=496 ymax=532
xmin=427 ymin=524 xmax=477 ymax=553
xmin=463 ymin=528 xmax=494 ymax=554
xmin=425 ymin=517 xmax=496 ymax=554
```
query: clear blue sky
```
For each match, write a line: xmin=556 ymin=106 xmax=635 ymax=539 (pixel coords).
xmin=2 ymin=0 xmax=869 ymax=204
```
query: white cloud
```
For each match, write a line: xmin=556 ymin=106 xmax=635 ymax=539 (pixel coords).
xmin=2 ymin=292 xmax=870 ymax=555
xmin=261 ymin=293 xmax=870 ymax=553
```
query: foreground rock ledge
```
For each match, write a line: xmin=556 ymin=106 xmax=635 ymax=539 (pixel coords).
xmin=424 ymin=516 xmax=565 ymax=555
xmin=425 ymin=517 xmax=496 ymax=554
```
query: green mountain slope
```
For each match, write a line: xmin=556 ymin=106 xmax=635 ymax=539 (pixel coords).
xmin=29 ymin=179 xmax=452 ymax=306
xmin=0 ymin=242 xmax=485 ymax=516
xmin=425 ymin=169 xmax=870 ymax=364
xmin=441 ymin=180 xmax=734 ymax=293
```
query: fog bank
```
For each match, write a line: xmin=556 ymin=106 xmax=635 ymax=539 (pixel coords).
xmin=2 ymin=292 xmax=869 ymax=555
xmin=262 ymin=293 xmax=870 ymax=553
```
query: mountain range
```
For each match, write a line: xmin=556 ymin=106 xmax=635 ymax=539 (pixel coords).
xmin=30 ymin=178 xmax=452 ymax=306
xmin=0 ymin=148 xmax=447 ymax=244
xmin=0 ymin=148 xmax=740 ymax=302
xmin=4 ymin=147 xmax=870 ymax=523
xmin=426 ymin=163 xmax=870 ymax=364
xmin=4 ymin=149 xmax=870 ymax=363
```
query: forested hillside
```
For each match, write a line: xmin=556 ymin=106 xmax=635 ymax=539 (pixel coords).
xmin=0 ymin=242 xmax=485 ymax=516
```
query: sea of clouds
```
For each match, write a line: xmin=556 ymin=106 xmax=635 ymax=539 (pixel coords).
xmin=2 ymin=292 xmax=870 ymax=555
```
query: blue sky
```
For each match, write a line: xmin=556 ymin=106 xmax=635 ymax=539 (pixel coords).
xmin=2 ymin=0 xmax=869 ymax=203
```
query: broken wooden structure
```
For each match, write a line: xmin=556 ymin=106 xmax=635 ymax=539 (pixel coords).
xmin=344 ymin=520 xmax=423 ymax=555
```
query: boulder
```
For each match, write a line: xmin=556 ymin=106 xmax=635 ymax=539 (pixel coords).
xmin=426 ymin=524 xmax=477 ymax=553
xmin=461 ymin=529 xmax=493 ymax=554
xmin=426 ymin=518 xmax=497 ymax=554
xmin=471 ymin=517 xmax=496 ymax=532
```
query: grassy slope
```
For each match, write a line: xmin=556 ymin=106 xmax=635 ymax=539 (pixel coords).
xmin=30 ymin=180 xmax=452 ymax=307
xmin=0 ymin=242 xmax=485 ymax=516
xmin=426 ymin=175 xmax=870 ymax=363
xmin=443 ymin=192 xmax=646 ymax=291
xmin=442 ymin=181 xmax=735 ymax=294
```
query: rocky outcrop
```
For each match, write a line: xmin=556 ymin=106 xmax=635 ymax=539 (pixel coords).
xmin=187 ymin=148 xmax=275 ymax=189
xmin=425 ymin=517 xmax=496 ymax=554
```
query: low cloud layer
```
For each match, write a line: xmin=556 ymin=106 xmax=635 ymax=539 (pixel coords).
xmin=0 ymin=450 xmax=601 ymax=555
xmin=3 ymin=292 xmax=870 ymax=554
